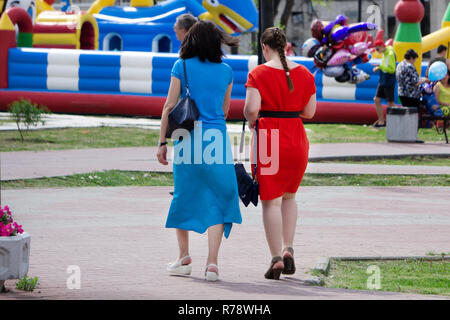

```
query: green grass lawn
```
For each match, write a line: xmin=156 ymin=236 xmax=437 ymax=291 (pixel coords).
xmin=0 ymin=123 xmax=447 ymax=152
xmin=0 ymin=127 xmax=164 ymax=152
xmin=2 ymin=171 xmax=449 ymax=189
xmin=304 ymin=124 xmax=447 ymax=144
xmin=323 ymin=259 xmax=450 ymax=296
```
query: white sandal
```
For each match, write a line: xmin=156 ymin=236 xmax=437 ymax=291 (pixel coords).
xmin=167 ymin=255 xmax=192 ymax=275
xmin=205 ymin=264 xmax=219 ymax=282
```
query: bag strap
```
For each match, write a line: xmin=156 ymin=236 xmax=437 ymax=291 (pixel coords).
xmin=238 ymin=118 xmax=258 ymax=179
xmin=183 ymin=59 xmax=190 ymax=96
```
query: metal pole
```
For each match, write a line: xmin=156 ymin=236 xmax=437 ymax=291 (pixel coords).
xmin=258 ymin=0 xmax=274 ymax=65
xmin=358 ymin=0 xmax=362 ymax=22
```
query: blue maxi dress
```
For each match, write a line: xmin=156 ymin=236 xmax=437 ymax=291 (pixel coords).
xmin=165 ymin=57 xmax=242 ymax=238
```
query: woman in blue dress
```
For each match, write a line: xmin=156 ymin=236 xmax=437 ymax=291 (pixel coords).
xmin=157 ymin=21 xmax=242 ymax=282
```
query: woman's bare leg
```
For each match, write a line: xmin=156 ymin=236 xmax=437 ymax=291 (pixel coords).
xmin=281 ymin=192 xmax=298 ymax=250
xmin=262 ymin=197 xmax=284 ymax=269
xmin=206 ymin=224 xmax=224 ymax=272
xmin=176 ymin=229 xmax=191 ymax=264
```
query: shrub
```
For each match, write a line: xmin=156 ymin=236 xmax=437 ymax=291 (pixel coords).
xmin=8 ymin=99 xmax=50 ymax=142
xmin=16 ymin=275 xmax=40 ymax=292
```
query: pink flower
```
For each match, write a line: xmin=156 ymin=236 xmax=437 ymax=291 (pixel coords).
xmin=0 ymin=222 xmax=6 ymax=236
xmin=0 ymin=222 xmax=13 ymax=236
xmin=0 ymin=206 xmax=24 ymax=236
xmin=13 ymin=222 xmax=23 ymax=234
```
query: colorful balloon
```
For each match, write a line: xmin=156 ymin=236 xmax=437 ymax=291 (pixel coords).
xmin=311 ymin=19 xmax=324 ymax=41
xmin=350 ymin=68 xmax=370 ymax=84
xmin=421 ymin=82 xmax=434 ymax=94
xmin=327 ymin=49 xmax=351 ymax=66
xmin=348 ymin=22 xmax=377 ymax=33
xmin=428 ymin=61 xmax=448 ymax=81
xmin=351 ymin=42 xmax=369 ymax=56
xmin=302 ymin=38 xmax=321 ymax=57
xmin=323 ymin=65 xmax=345 ymax=77
xmin=335 ymin=15 xmax=348 ymax=26
xmin=330 ymin=23 xmax=377 ymax=44
xmin=323 ymin=21 xmax=336 ymax=38
xmin=314 ymin=46 xmax=333 ymax=68
xmin=330 ymin=26 xmax=350 ymax=43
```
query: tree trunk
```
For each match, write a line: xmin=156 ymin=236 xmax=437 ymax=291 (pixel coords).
xmin=280 ymin=0 xmax=295 ymax=30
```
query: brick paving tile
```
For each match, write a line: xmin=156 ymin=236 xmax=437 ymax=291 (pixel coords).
xmin=1 ymin=186 xmax=449 ymax=300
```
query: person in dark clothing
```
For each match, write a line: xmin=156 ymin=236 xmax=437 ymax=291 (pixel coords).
xmin=425 ymin=45 xmax=450 ymax=78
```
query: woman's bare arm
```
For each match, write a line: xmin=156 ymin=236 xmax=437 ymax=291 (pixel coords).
xmin=157 ymin=76 xmax=181 ymax=165
xmin=244 ymin=87 xmax=261 ymax=129
xmin=433 ymin=84 xmax=447 ymax=106
xmin=299 ymin=94 xmax=316 ymax=119
xmin=222 ymin=83 xmax=233 ymax=119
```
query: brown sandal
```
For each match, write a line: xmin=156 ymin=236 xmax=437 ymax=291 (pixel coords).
xmin=282 ymin=247 xmax=296 ymax=275
xmin=264 ymin=256 xmax=284 ymax=280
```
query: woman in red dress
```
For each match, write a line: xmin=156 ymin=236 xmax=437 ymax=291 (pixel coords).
xmin=244 ymin=27 xmax=316 ymax=280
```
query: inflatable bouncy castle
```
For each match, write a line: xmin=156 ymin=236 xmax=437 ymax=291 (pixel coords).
xmin=89 ymin=0 xmax=258 ymax=52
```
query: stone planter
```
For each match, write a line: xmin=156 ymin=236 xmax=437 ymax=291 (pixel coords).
xmin=0 ymin=232 xmax=31 ymax=291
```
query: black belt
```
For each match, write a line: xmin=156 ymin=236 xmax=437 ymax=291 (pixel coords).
xmin=258 ymin=110 xmax=300 ymax=118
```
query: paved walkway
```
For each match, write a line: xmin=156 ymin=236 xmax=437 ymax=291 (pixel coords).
xmin=1 ymin=186 xmax=449 ymax=300
xmin=2 ymin=143 xmax=450 ymax=181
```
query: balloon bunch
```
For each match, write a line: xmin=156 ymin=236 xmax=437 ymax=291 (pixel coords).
xmin=421 ymin=61 xmax=449 ymax=117
xmin=302 ymin=15 xmax=377 ymax=84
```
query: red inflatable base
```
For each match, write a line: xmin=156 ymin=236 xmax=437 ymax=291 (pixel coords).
xmin=0 ymin=90 xmax=383 ymax=124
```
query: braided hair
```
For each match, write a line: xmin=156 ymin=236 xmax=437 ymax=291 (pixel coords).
xmin=261 ymin=27 xmax=294 ymax=91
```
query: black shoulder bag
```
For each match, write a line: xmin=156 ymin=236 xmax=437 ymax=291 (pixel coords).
xmin=165 ymin=59 xmax=200 ymax=138
xmin=234 ymin=119 xmax=259 ymax=207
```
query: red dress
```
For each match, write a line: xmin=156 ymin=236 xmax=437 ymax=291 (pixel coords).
xmin=245 ymin=64 xmax=316 ymax=200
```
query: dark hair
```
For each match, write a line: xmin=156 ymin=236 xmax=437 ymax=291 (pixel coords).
xmin=261 ymin=27 xmax=294 ymax=91
xmin=404 ymin=49 xmax=418 ymax=60
xmin=438 ymin=45 xmax=448 ymax=54
xmin=180 ymin=20 xmax=239 ymax=63
xmin=175 ymin=13 xmax=197 ymax=32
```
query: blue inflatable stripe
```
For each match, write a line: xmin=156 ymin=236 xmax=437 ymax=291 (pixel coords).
xmin=79 ymin=65 xmax=120 ymax=79
xmin=314 ymin=70 xmax=323 ymax=99
xmin=356 ymin=77 xmax=380 ymax=88
xmin=8 ymin=48 xmax=48 ymax=64
xmin=223 ymin=57 xmax=249 ymax=70
xmin=79 ymin=78 xmax=120 ymax=92
xmin=79 ymin=53 xmax=121 ymax=66
xmin=233 ymin=70 xmax=249 ymax=84
xmin=8 ymin=75 xmax=47 ymax=89
xmin=152 ymin=80 xmax=170 ymax=94
xmin=231 ymin=86 xmax=246 ymax=98
xmin=152 ymin=68 xmax=172 ymax=81
xmin=8 ymin=62 xmax=47 ymax=77
xmin=152 ymin=55 xmax=178 ymax=69
xmin=355 ymin=87 xmax=378 ymax=101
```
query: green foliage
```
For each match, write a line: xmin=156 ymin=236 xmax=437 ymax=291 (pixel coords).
xmin=16 ymin=275 xmax=40 ymax=292
xmin=8 ymin=99 xmax=50 ymax=142
xmin=324 ymin=259 xmax=450 ymax=296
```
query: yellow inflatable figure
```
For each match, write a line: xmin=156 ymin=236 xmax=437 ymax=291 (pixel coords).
xmin=199 ymin=0 xmax=253 ymax=34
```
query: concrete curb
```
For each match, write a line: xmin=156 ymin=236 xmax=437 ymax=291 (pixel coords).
xmin=313 ymin=257 xmax=331 ymax=276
